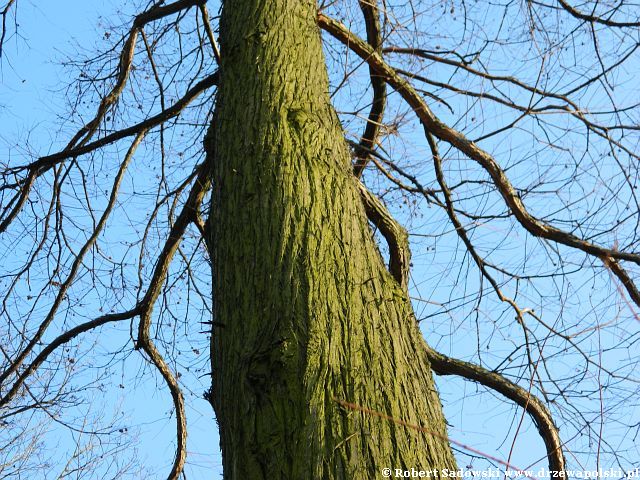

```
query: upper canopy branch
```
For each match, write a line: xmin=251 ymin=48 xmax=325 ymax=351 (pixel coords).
xmin=0 ymin=0 xmax=15 ymax=59
xmin=353 ymin=0 xmax=387 ymax=178
xmin=556 ymin=0 xmax=640 ymax=27
xmin=133 ymin=0 xmax=207 ymax=28
xmin=0 ymin=0 xmax=217 ymax=235
xmin=317 ymin=13 xmax=640 ymax=309
xmin=19 ymin=72 xmax=218 ymax=176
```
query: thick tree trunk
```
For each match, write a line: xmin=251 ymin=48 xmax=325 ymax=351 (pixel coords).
xmin=207 ymin=0 xmax=458 ymax=478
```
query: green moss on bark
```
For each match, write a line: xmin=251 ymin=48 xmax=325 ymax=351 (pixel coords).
xmin=207 ymin=1 xmax=457 ymax=478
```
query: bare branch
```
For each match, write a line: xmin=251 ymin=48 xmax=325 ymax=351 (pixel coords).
xmin=353 ymin=0 xmax=387 ymax=178
xmin=358 ymin=181 xmax=410 ymax=290
xmin=557 ymin=0 xmax=640 ymax=28
xmin=133 ymin=0 xmax=206 ymax=28
xmin=425 ymin=347 xmax=566 ymax=474
xmin=0 ymin=130 xmax=148 ymax=394
xmin=0 ymin=0 xmax=218 ymax=235
xmin=0 ymin=0 xmax=15 ymax=59
xmin=318 ymin=13 xmax=640 ymax=304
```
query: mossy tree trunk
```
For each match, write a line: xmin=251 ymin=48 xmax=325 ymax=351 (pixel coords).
xmin=207 ymin=0 xmax=458 ymax=478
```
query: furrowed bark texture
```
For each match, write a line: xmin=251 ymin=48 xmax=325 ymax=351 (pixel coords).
xmin=207 ymin=1 xmax=457 ymax=478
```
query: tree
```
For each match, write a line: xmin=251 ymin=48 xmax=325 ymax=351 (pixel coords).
xmin=1 ymin=0 xmax=639 ymax=478
xmin=208 ymin=0 xmax=460 ymax=477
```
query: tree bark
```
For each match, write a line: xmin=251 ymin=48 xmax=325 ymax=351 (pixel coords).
xmin=207 ymin=0 xmax=458 ymax=477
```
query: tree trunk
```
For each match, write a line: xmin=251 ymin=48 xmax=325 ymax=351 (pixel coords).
xmin=207 ymin=0 xmax=458 ymax=477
